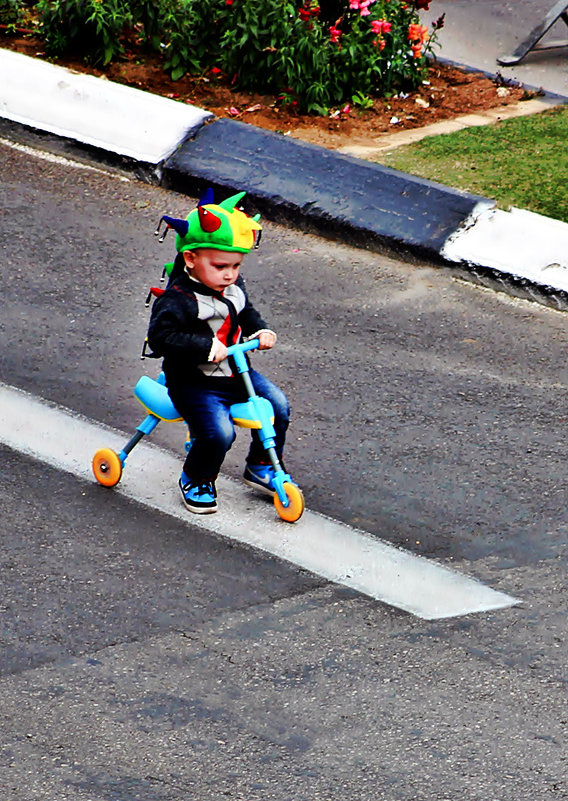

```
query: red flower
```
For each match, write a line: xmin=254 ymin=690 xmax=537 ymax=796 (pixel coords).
xmin=329 ymin=24 xmax=342 ymax=43
xmin=300 ymin=1 xmax=320 ymax=21
xmin=415 ymin=0 xmax=431 ymax=8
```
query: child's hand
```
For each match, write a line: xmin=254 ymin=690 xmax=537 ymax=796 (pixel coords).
xmin=210 ymin=338 xmax=228 ymax=363
xmin=257 ymin=331 xmax=276 ymax=350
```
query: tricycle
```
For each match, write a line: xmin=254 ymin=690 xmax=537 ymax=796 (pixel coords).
xmin=92 ymin=339 xmax=305 ymax=523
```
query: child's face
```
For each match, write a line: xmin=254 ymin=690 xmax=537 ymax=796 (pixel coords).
xmin=183 ymin=248 xmax=244 ymax=292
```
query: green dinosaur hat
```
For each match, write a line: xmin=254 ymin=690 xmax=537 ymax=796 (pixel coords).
xmin=156 ymin=190 xmax=262 ymax=254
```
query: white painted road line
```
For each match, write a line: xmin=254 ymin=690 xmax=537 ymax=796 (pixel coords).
xmin=0 ymin=382 xmax=519 ymax=620
xmin=0 ymin=136 xmax=131 ymax=178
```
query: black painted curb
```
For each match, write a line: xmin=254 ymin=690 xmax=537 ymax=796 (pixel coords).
xmin=162 ymin=118 xmax=492 ymax=260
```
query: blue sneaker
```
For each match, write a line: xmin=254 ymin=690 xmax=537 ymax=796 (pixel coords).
xmin=179 ymin=472 xmax=217 ymax=514
xmin=243 ymin=463 xmax=277 ymax=497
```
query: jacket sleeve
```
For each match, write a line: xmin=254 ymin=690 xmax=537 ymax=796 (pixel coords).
xmin=236 ymin=276 xmax=271 ymax=338
xmin=147 ymin=289 xmax=213 ymax=364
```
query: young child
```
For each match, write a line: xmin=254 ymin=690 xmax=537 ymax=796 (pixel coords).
xmin=147 ymin=191 xmax=290 ymax=514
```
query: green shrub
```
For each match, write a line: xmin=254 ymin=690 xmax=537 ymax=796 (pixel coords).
xmin=32 ymin=0 xmax=442 ymax=111
xmin=161 ymin=0 xmax=226 ymax=80
xmin=220 ymin=0 xmax=301 ymax=93
xmin=36 ymin=0 xmax=135 ymax=65
xmin=164 ymin=0 xmax=442 ymax=112
xmin=0 ymin=0 xmax=24 ymax=25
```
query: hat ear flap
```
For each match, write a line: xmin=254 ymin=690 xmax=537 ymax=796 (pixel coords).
xmin=198 ymin=205 xmax=222 ymax=233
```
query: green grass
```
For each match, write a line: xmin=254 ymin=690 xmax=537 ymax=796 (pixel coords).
xmin=376 ymin=105 xmax=568 ymax=223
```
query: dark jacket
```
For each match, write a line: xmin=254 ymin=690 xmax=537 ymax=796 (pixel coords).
xmin=147 ymin=271 xmax=268 ymax=383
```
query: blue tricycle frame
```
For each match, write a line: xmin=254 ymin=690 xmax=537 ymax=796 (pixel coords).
xmin=92 ymin=339 xmax=305 ymax=523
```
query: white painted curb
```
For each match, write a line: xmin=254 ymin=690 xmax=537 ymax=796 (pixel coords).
xmin=442 ymin=203 xmax=568 ymax=294
xmin=0 ymin=48 xmax=212 ymax=163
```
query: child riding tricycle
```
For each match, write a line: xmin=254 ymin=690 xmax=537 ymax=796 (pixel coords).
xmin=92 ymin=190 xmax=304 ymax=523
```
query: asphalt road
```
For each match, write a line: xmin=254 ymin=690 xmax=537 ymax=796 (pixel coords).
xmin=0 ymin=128 xmax=567 ymax=800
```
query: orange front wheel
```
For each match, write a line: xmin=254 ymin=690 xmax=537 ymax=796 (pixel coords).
xmin=92 ymin=448 xmax=123 ymax=488
xmin=274 ymin=483 xmax=305 ymax=523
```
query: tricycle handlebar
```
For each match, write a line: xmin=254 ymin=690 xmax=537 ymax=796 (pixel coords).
xmin=225 ymin=338 xmax=260 ymax=374
xmin=226 ymin=339 xmax=260 ymax=357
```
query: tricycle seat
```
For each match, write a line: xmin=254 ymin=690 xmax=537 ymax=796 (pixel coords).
xmin=134 ymin=375 xmax=183 ymax=422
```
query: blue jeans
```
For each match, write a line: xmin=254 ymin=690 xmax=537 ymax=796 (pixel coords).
xmin=166 ymin=370 xmax=290 ymax=482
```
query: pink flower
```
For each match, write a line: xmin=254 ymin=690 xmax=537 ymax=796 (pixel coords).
xmin=358 ymin=0 xmax=375 ymax=15
xmin=371 ymin=18 xmax=392 ymax=34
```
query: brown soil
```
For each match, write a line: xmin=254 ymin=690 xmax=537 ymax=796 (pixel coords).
xmin=1 ymin=28 xmax=534 ymax=150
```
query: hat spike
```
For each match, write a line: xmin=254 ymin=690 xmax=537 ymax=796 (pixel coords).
xmin=198 ymin=187 xmax=215 ymax=207
xmin=219 ymin=191 xmax=247 ymax=212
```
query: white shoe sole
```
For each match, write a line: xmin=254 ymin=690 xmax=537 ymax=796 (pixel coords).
xmin=181 ymin=496 xmax=217 ymax=514
xmin=243 ymin=476 xmax=275 ymax=498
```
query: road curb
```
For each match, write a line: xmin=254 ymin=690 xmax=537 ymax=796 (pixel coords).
xmin=162 ymin=116 xmax=492 ymax=259
xmin=163 ymin=116 xmax=568 ymax=308
xmin=2 ymin=46 xmax=568 ymax=308
xmin=0 ymin=49 xmax=212 ymax=163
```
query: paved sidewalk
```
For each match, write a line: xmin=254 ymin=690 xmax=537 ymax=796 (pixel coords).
xmin=1 ymin=3 xmax=568 ymax=307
